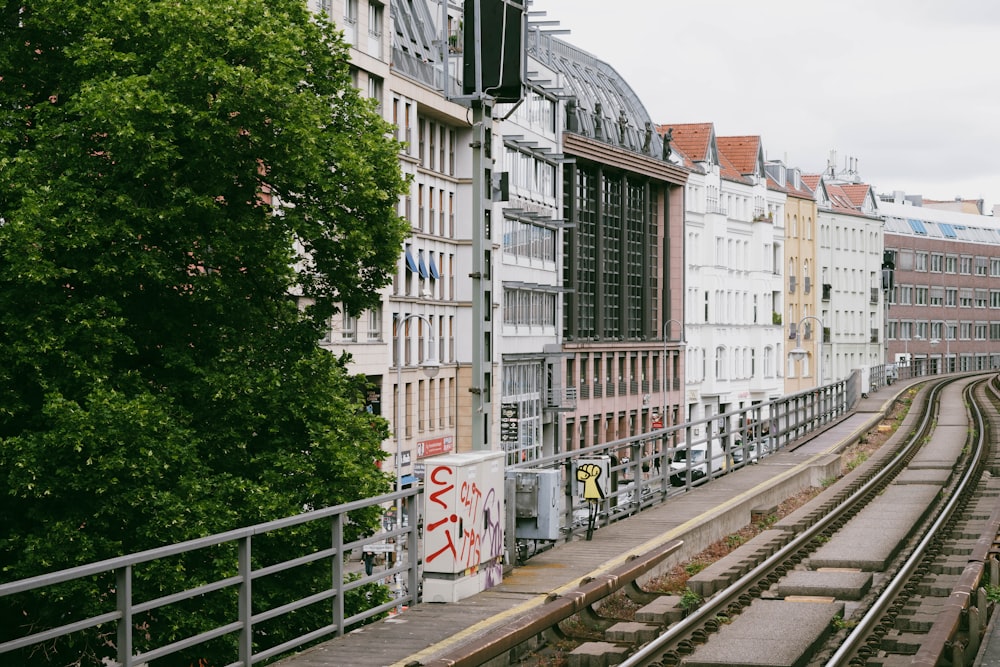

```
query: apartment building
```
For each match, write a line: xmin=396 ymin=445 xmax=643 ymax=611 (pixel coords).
xmin=880 ymin=192 xmax=1000 ymax=374
xmin=662 ymin=124 xmax=786 ymax=427
xmin=312 ymin=0 xmax=469 ymax=492
xmin=766 ymin=161 xmax=819 ymax=393
xmin=802 ymin=159 xmax=885 ymax=382
xmin=530 ymin=39 xmax=689 ymax=457
xmin=492 ymin=34 xmax=569 ymax=465
xmin=322 ymin=0 xmax=1000 ymax=486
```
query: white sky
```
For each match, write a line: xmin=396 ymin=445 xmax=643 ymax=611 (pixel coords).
xmin=533 ymin=0 xmax=1000 ymax=212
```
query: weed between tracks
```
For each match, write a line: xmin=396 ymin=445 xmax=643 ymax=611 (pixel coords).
xmin=520 ymin=390 xmax=916 ymax=665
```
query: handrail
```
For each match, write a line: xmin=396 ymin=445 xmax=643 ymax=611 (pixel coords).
xmin=1 ymin=363 xmax=910 ymax=667
xmin=1 ymin=485 xmax=423 ymax=667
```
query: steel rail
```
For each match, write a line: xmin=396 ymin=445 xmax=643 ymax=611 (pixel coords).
xmin=620 ymin=376 xmax=956 ymax=667
xmin=825 ymin=378 xmax=987 ymax=665
xmin=418 ymin=539 xmax=683 ymax=667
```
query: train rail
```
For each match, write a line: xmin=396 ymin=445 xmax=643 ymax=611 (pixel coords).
xmin=416 ymin=374 xmax=1000 ymax=667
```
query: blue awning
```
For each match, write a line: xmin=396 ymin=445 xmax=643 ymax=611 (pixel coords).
xmin=404 ymin=248 xmax=418 ymax=272
xmin=400 ymin=474 xmax=420 ymax=486
xmin=429 ymin=256 xmax=440 ymax=280
xmin=417 ymin=252 xmax=429 ymax=279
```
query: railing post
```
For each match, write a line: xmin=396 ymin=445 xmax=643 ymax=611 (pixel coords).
xmin=238 ymin=536 xmax=252 ymax=666
xmin=116 ymin=565 xmax=133 ymax=667
xmin=407 ymin=488 xmax=420 ymax=607
xmin=332 ymin=512 xmax=345 ymax=637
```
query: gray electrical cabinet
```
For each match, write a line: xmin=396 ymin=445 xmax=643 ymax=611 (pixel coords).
xmin=509 ymin=469 xmax=563 ymax=541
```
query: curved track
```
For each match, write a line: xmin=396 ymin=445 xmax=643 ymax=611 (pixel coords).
xmin=497 ymin=374 xmax=1000 ymax=667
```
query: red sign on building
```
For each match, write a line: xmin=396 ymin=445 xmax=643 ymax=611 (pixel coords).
xmin=417 ymin=435 xmax=454 ymax=459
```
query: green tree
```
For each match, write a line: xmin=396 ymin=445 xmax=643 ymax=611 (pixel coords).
xmin=0 ymin=0 xmax=407 ymax=664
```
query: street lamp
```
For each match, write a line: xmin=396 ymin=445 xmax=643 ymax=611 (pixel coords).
xmin=661 ymin=319 xmax=685 ymax=429
xmin=789 ymin=315 xmax=823 ymax=388
xmin=394 ymin=312 xmax=439 ymax=611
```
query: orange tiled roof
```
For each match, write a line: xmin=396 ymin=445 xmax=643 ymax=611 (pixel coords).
xmin=717 ymin=136 xmax=761 ymax=176
xmin=838 ymin=183 xmax=872 ymax=208
xmin=657 ymin=123 xmax=714 ymax=163
xmin=719 ymin=151 xmax=748 ymax=184
xmin=801 ymin=174 xmax=822 ymax=191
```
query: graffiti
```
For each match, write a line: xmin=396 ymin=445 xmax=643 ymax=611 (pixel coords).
xmin=425 ymin=512 xmax=459 ymax=564
xmin=576 ymin=462 xmax=606 ymax=500
xmin=425 ymin=465 xmax=459 ymax=567
xmin=424 ymin=456 xmax=504 ymax=591
xmin=481 ymin=486 xmax=504 ymax=588
xmin=428 ymin=465 xmax=454 ymax=510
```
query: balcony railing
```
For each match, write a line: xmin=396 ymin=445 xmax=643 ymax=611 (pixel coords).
xmin=546 ymin=387 xmax=578 ymax=411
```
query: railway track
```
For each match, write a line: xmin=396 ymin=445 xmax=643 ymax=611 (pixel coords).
xmin=425 ymin=374 xmax=1000 ymax=667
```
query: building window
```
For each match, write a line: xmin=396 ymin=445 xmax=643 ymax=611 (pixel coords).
xmin=368 ymin=305 xmax=383 ymax=341
xmin=341 ymin=311 xmax=357 ymax=342
xmin=504 ymin=288 xmax=557 ymax=327
xmin=367 ymin=75 xmax=383 ymax=113
xmin=501 ymin=363 xmax=543 ymax=466
xmin=503 ymin=215 xmax=555 ymax=261
xmin=368 ymin=1 xmax=382 ymax=37
xmin=342 ymin=0 xmax=358 ymax=44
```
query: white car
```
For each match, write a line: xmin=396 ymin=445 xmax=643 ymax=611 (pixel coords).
xmin=668 ymin=443 xmax=727 ymax=487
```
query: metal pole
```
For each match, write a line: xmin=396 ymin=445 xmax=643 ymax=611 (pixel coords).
xmin=395 ymin=313 xmax=437 ymax=612
xmin=470 ymin=98 xmax=493 ymax=451
xmin=395 ymin=315 xmax=405 ymax=611
xmin=662 ymin=319 xmax=683 ymax=428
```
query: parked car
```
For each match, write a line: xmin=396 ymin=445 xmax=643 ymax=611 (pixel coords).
xmin=731 ymin=434 xmax=773 ymax=465
xmin=668 ymin=443 xmax=727 ymax=487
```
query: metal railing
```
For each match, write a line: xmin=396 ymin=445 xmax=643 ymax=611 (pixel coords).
xmin=0 ymin=487 xmax=422 ymax=667
xmin=3 ymin=363 xmax=909 ymax=666
xmin=506 ymin=365 xmax=909 ymax=551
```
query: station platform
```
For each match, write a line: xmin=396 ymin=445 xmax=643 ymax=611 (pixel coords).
xmin=275 ymin=381 xmax=917 ymax=667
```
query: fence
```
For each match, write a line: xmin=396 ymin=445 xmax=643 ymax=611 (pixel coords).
xmin=3 ymin=364 xmax=903 ymax=666
xmin=507 ymin=368 xmax=861 ymax=557
xmin=0 ymin=486 xmax=422 ymax=667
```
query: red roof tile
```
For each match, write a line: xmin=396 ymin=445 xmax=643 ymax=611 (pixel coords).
xmin=717 ymin=136 xmax=761 ymax=176
xmin=657 ymin=123 xmax=714 ymax=163
xmin=838 ymin=183 xmax=872 ymax=208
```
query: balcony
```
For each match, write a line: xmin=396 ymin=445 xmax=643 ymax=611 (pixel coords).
xmin=545 ymin=387 xmax=578 ymax=412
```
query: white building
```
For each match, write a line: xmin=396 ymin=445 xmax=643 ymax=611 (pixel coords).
xmin=804 ymin=156 xmax=885 ymax=382
xmin=664 ymin=124 xmax=786 ymax=426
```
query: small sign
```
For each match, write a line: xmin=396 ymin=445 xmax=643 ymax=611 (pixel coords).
xmin=500 ymin=403 xmax=519 ymax=443
xmin=417 ymin=436 xmax=454 ymax=459
xmin=364 ymin=543 xmax=394 ymax=553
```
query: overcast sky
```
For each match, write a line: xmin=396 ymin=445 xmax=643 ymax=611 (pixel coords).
xmin=534 ymin=0 xmax=1000 ymax=213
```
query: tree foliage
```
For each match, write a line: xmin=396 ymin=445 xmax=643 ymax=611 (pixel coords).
xmin=0 ymin=0 xmax=407 ymax=663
